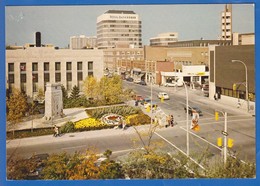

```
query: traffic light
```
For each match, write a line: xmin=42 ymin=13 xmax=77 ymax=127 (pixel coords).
xmin=215 ymin=111 xmax=219 ymax=121
xmin=228 ymin=138 xmax=234 ymax=148
xmin=233 ymin=83 xmax=236 ymax=91
xmin=217 ymin=137 xmax=222 ymax=147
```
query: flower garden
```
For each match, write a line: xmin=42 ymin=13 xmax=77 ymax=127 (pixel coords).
xmin=60 ymin=105 xmax=151 ymax=133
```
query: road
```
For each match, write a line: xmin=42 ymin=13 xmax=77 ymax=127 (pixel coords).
xmin=6 ymin=81 xmax=255 ymax=165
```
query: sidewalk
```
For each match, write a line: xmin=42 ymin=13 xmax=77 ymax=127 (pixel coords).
xmin=6 ymin=108 xmax=88 ymax=132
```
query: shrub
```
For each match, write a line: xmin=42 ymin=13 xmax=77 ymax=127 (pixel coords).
xmin=125 ymin=113 xmax=151 ymax=126
xmin=74 ymin=118 xmax=111 ymax=131
xmin=87 ymin=106 xmax=140 ymax=119
xmin=60 ymin=121 xmax=75 ymax=133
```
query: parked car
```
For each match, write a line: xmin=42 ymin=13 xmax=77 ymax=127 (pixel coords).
xmin=133 ymin=79 xmax=141 ymax=83
xmin=140 ymin=97 xmax=151 ymax=105
xmin=134 ymin=95 xmax=144 ymax=102
xmin=184 ymin=106 xmax=203 ymax=116
xmin=137 ymin=80 xmax=147 ymax=86
xmin=157 ymin=92 xmax=170 ymax=100
xmin=164 ymin=82 xmax=177 ymax=87
xmin=126 ymin=77 xmax=133 ymax=82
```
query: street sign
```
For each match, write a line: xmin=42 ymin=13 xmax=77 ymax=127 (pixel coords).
xmin=221 ymin=131 xmax=228 ymax=136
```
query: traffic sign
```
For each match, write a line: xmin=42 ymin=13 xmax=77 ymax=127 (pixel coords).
xmin=221 ymin=131 xmax=228 ymax=136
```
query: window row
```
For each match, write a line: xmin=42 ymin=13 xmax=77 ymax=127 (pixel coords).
xmin=7 ymin=61 xmax=92 ymax=72
xmin=7 ymin=71 xmax=94 ymax=84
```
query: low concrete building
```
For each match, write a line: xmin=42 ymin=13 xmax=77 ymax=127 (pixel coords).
xmin=6 ymin=47 xmax=104 ymax=99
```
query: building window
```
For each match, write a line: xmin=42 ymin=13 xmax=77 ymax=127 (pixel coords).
xmin=55 ymin=73 xmax=61 ymax=82
xmin=88 ymin=61 xmax=93 ymax=70
xmin=88 ymin=71 xmax=94 ymax=77
xmin=20 ymin=63 xmax=26 ymax=72
xmin=44 ymin=62 xmax=49 ymax=71
xmin=21 ymin=74 xmax=26 ymax=83
xmin=8 ymin=63 xmax=14 ymax=72
xmin=8 ymin=74 xmax=14 ymax=83
xmin=66 ymin=62 xmax=72 ymax=71
xmin=77 ymin=61 xmax=83 ymax=70
xmin=67 ymin=72 xmax=72 ymax=81
xmin=32 ymin=74 xmax=38 ymax=82
xmin=33 ymin=83 xmax=38 ymax=92
xmin=77 ymin=72 xmax=83 ymax=81
xmin=55 ymin=62 xmax=61 ymax=71
xmin=32 ymin=63 xmax=38 ymax=71
xmin=44 ymin=73 xmax=50 ymax=82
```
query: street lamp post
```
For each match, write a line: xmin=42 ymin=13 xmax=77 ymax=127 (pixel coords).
xmin=183 ymin=82 xmax=190 ymax=156
xmin=231 ymin=60 xmax=249 ymax=112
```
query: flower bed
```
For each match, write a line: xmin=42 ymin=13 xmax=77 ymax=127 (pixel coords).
xmin=74 ymin=118 xmax=112 ymax=131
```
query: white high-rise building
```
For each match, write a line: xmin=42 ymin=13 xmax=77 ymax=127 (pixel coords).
xmin=70 ymin=35 xmax=97 ymax=49
xmin=221 ymin=4 xmax=232 ymax=40
xmin=97 ymin=10 xmax=142 ymax=49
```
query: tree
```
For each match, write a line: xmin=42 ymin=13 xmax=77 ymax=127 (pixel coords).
xmin=35 ymin=88 xmax=45 ymax=103
xmin=83 ymin=76 xmax=100 ymax=100
xmin=70 ymin=85 xmax=80 ymax=100
xmin=6 ymin=88 xmax=28 ymax=136
xmin=7 ymin=156 xmax=38 ymax=180
xmin=100 ymin=75 xmax=123 ymax=104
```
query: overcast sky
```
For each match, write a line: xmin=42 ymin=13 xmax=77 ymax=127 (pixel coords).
xmin=5 ymin=4 xmax=254 ymax=48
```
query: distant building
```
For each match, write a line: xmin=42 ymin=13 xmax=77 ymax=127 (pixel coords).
xmin=6 ymin=47 xmax=103 ymax=99
xmin=150 ymin=32 xmax=178 ymax=46
xmin=221 ymin=4 xmax=232 ymax=40
xmin=96 ymin=10 xmax=142 ymax=49
xmin=103 ymin=47 xmax=144 ymax=73
xmin=70 ymin=35 xmax=97 ymax=49
xmin=232 ymin=33 xmax=255 ymax=45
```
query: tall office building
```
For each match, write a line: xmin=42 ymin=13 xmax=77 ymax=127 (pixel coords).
xmin=221 ymin=4 xmax=232 ymax=40
xmin=97 ymin=10 xmax=142 ymax=49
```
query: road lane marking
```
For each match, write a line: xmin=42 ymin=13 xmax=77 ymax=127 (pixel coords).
xmin=154 ymin=132 xmax=206 ymax=170
xmin=178 ymin=126 xmax=222 ymax=151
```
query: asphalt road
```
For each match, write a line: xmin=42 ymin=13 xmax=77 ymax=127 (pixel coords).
xmin=6 ymin=81 xmax=255 ymax=165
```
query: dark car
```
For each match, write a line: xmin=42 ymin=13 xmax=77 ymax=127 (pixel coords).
xmin=137 ymin=80 xmax=147 ymax=86
xmin=126 ymin=77 xmax=133 ymax=82
xmin=140 ymin=97 xmax=151 ymax=105
xmin=184 ymin=106 xmax=203 ymax=116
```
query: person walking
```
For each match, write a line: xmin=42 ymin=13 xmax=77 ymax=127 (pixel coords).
xmin=53 ymin=125 xmax=60 ymax=137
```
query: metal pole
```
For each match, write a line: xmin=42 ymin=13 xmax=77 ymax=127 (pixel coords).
xmin=231 ymin=60 xmax=249 ymax=112
xmin=183 ymin=82 xmax=189 ymax=156
xmin=224 ymin=111 xmax=227 ymax=164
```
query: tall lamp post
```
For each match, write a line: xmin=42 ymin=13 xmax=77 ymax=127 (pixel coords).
xmin=231 ymin=60 xmax=249 ymax=112
xmin=183 ymin=82 xmax=190 ymax=156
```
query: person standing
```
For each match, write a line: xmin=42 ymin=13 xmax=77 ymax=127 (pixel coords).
xmin=170 ymin=115 xmax=174 ymax=127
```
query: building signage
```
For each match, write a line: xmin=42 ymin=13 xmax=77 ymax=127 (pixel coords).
xmin=110 ymin=15 xmax=137 ymax=19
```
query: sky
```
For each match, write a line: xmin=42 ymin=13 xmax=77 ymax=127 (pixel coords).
xmin=5 ymin=4 xmax=255 ymax=48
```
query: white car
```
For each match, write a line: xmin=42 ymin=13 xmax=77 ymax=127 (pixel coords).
xmin=157 ymin=92 xmax=170 ymax=100
xmin=164 ymin=82 xmax=177 ymax=87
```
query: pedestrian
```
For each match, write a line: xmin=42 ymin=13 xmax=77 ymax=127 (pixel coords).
xmin=122 ymin=119 xmax=127 ymax=130
xmin=170 ymin=115 xmax=174 ymax=127
xmin=166 ymin=115 xmax=171 ymax=128
xmin=53 ymin=125 xmax=59 ymax=137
